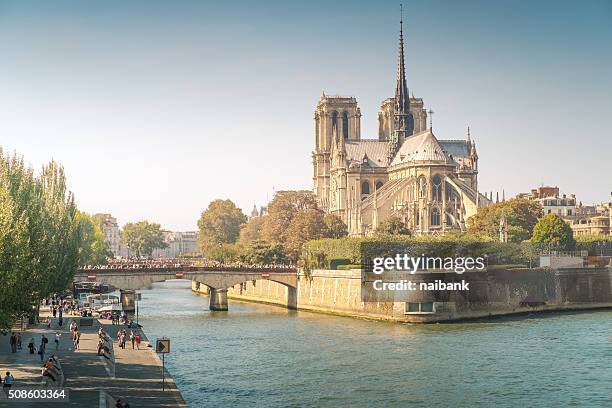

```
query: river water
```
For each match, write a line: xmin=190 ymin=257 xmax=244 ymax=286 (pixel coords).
xmin=137 ymin=280 xmax=612 ymax=408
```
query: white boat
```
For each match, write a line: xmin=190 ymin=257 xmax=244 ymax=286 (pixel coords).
xmin=84 ymin=293 xmax=121 ymax=310
xmin=98 ymin=304 xmax=123 ymax=312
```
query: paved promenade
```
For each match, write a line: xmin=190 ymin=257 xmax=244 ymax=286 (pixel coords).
xmin=0 ymin=317 xmax=186 ymax=407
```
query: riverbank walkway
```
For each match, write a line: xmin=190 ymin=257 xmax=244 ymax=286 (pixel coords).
xmin=0 ymin=316 xmax=186 ymax=407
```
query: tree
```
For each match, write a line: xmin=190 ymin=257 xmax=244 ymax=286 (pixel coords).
xmin=238 ymin=216 xmax=266 ymax=245
xmin=122 ymin=221 xmax=167 ymax=258
xmin=531 ymin=213 xmax=576 ymax=250
xmin=0 ymin=151 xmax=81 ymax=330
xmin=75 ymin=211 xmax=110 ymax=265
xmin=262 ymin=190 xmax=318 ymax=244
xmin=467 ymin=198 xmax=542 ymax=242
xmin=205 ymin=243 xmax=240 ymax=263
xmin=240 ymin=240 xmax=287 ymax=264
xmin=197 ymin=199 xmax=247 ymax=252
xmin=376 ymin=215 xmax=411 ymax=236
xmin=284 ymin=208 xmax=329 ymax=260
xmin=323 ymin=214 xmax=348 ymax=238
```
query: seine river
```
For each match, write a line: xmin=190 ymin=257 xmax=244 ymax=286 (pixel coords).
xmin=138 ymin=280 xmax=612 ymax=408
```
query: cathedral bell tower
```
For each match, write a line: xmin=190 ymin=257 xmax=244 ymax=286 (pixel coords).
xmin=313 ymin=94 xmax=361 ymax=210
xmin=388 ymin=7 xmax=414 ymax=159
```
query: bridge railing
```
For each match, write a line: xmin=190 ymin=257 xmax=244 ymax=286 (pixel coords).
xmin=76 ymin=265 xmax=298 ymax=274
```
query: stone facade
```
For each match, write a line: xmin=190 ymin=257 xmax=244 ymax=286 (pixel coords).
xmin=151 ymin=231 xmax=199 ymax=258
xmin=95 ymin=213 xmax=127 ymax=258
xmin=199 ymin=268 xmax=612 ymax=323
xmin=312 ymin=19 xmax=490 ymax=236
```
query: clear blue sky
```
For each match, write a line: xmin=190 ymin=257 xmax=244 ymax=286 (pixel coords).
xmin=1 ymin=0 xmax=611 ymax=230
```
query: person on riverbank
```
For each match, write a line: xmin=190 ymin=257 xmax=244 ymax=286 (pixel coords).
xmin=9 ymin=332 xmax=17 ymax=353
xmin=39 ymin=336 xmax=47 ymax=362
xmin=134 ymin=333 xmax=141 ymax=350
xmin=54 ymin=331 xmax=61 ymax=350
xmin=73 ymin=330 xmax=81 ymax=350
xmin=120 ymin=331 xmax=126 ymax=349
xmin=129 ymin=330 xmax=135 ymax=349
xmin=28 ymin=338 xmax=36 ymax=354
xmin=2 ymin=372 xmax=14 ymax=396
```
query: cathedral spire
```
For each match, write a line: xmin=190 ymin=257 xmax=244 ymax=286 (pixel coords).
xmin=390 ymin=4 xmax=414 ymax=159
xmin=395 ymin=4 xmax=409 ymax=118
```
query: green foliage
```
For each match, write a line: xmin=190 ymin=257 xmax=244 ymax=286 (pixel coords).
xmin=75 ymin=210 xmax=110 ymax=265
xmin=122 ymin=220 xmax=167 ymax=258
xmin=376 ymin=215 xmax=411 ymax=236
xmin=467 ymin=198 xmax=542 ymax=242
xmin=300 ymin=234 xmax=539 ymax=272
xmin=240 ymin=240 xmax=287 ymax=264
xmin=205 ymin=243 xmax=241 ymax=263
xmin=531 ymin=213 xmax=576 ymax=250
xmin=323 ymin=214 xmax=348 ymax=239
xmin=0 ymin=150 xmax=81 ymax=330
xmin=198 ymin=199 xmax=247 ymax=251
xmin=336 ymin=264 xmax=362 ymax=270
xmin=575 ymin=234 xmax=612 ymax=255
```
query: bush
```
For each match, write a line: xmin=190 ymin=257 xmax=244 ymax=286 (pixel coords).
xmin=301 ymin=234 xmax=538 ymax=271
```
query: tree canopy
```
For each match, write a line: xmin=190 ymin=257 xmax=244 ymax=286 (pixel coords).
xmin=240 ymin=240 xmax=287 ymax=264
xmin=122 ymin=221 xmax=167 ymax=258
xmin=467 ymin=198 xmax=542 ymax=242
xmin=376 ymin=215 xmax=411 ymax=236
xmin=0 ymin=150 xmax=81 ymax=330
xmin=531 ymin=213 xmax=576 ymax=250
xmin=75 ymin=210 xmax=110 ymax=265
xmin=262 ymin=190 xmax=318 ymax=244
xmin=238 ymin=215 xmax=266 ymax=245
xmin=197 ymin=199 xmax=247 ymax=252
xmin=323 ymin=214 xmax=348 ymax=238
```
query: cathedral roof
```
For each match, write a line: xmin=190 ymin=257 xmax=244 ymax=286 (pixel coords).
xmin=439 ymin=140 xmax=469 ymax=159
xmin=345 ymin=140 xmax=389 ymax=168
xmin=390 ymin=129 xmax=449 ymax=166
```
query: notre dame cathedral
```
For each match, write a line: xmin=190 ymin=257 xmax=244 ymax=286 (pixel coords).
xmin=312 ymin=16 xmax=490 ymax=236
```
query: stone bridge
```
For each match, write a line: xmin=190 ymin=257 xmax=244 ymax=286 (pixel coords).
xmin=74 ymin=266 xmax=298 ymax=311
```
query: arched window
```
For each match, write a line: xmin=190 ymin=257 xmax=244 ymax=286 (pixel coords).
xmin=432 ymin=174 xmax=442 ymax=201
xmin=376 ymin=181 xmax=384 ymax=191
xmin=431 ymin=208 xmax=441 ymax=226
xmin=342 ymin=112 xmax=349 ymax=139
xmin=361 ymin=181 xmax=370 ymax=196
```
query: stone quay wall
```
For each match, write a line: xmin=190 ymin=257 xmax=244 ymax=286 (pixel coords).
xmin=192 ymin=267 xmax=612 ymax=323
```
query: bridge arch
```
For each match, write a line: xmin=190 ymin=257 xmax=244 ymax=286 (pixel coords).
xmin=192 ymin=273 xmax=297 ymax=311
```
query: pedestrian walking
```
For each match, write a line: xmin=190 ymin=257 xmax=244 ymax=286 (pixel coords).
xmin=16 ymin=333 xmax=22 ymax=350
xmin=129 ymin=331 xmax=135 ymax=350
xmin=3 ymin=372 xmax=14 ymax=396
xmin=9 ymin=332 xmax=17 ymax=353
xmin=39 ymin=336 xmax=47 ymax=362
xmin=73 ymin=331 xmax=81 ymax=350
xmin=134 ymin=333 xmax=141 ymax=350
xmin=54 ymin=331 xmax=61 ymax=350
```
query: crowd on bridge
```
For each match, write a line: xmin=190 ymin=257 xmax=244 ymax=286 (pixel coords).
xmin=80 ymin=258 xmax=296 ymax=271
xmin=82 ymin=258 xmax=190 ymax=270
